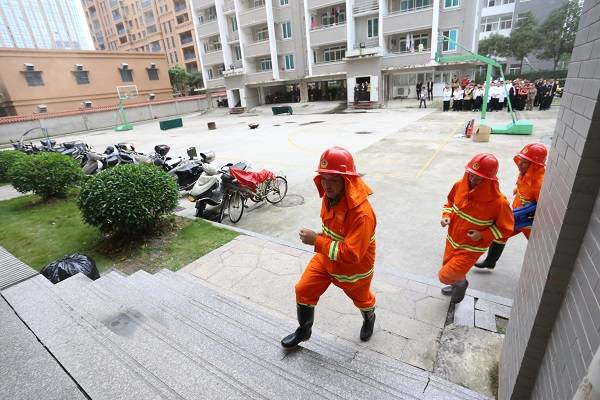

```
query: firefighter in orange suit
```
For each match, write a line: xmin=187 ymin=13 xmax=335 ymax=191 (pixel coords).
xmin=475 ymin=143 xmax=547 ymax=270
xmin=281 ymin=146 xmax=377 ymax=348
xmin=439 ymin=153 xmax=514 ymax=303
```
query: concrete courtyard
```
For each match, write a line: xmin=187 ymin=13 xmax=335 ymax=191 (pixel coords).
xmin=51 ymin=102 xmax=559 ymax=299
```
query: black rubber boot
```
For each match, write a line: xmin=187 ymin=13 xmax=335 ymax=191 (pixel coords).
xmin=441 ymin=285 xmax=454 ymax=296
xmin=281 ymin=304 xmax=314 ymax=349
xmin=474 ymin=242 xmax=505 ymax=270
xmin=450 ymin=279 xmax=469 ymax=304
xmin=360 ymin=309 xmax=376 ymax=341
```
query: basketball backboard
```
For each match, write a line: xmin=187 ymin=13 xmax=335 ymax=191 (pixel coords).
xmin=117 ymin=85 xmax=139 ymax=100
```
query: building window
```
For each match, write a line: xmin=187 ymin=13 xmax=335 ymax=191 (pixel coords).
xmin=259 ymin=57 xmax=272 ymax=71
xmin=280 ymin=0 xmax=289 ymax=5
xmin=119 ymin=65 xmax=133 ymax=82
xmin=284 ymin=54 xmax=294 ymax=70
xmin=282 ymin=21 xmax=292 ymax=39
xmin=499 ymin=15 xmax=512 ymax=30
xmin=22 ymin=66 xmax=44 ymax=86
xmin=444 ymin=0 xmax=459 ymax=7
xmin=207 ymin=68 xmax=213 ymax=79
xmin=487 ymin=0 xmax=515 ymax=5
xmin=367 ymin=18 xmax=378 ymax=38
xmin=73 ymin=65 xmax=90 ymax=85
xmin=234 ymin=46 xmax=242 ymax=60
xmin=508 ymin=63 xmax=520 ymax=74
xmin=231 ymin=17 xmax=238 ymax=32
xmin=256 ymin=27 xmax=269 ymax=41
xmin=442 ymin=29 xmax=458 ymax=51
xmin=323 ymin=45 xmax=345 ymax=62
xmin=147 ymin=65 xmax=159 ymax=80
xmin=151 ymin=41 xmax=161 ymax=51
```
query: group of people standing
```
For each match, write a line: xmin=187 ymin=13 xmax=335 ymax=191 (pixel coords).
xmin=281 ymin=142 xmax=547 ymax=348
xmin=440 ymin=75 xmax=560 ymax=113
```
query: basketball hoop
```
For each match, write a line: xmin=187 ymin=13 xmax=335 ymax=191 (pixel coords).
xmin=115 ymin=85 xmax=138 ymax=131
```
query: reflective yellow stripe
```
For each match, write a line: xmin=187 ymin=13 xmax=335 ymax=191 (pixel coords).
xmin=490 ymin=225 xmax=503 ymax=240
xmin=493 ymin=239 xmax=507 ymax=244
xmin=517 ymin=191 xmax=532 ymax=205
xmin=297 ymin=302 xmax=315 ymax=308
xmin=446 ymin=234 xmax=488 ymax=253
xmin=322 ymin=224 xmax=345 ymax=241
xmin=442 ymin=207 xmax=453 ymax=213
xmin=328 ymin=241 xmax=339 ymax=261
xmin=331 ymin=267 xmax=374 ymax=283
xmin=323 ymin=224 xmax=375 ymax=244
xmin=452 ymin=205 xmax=494 ymax=226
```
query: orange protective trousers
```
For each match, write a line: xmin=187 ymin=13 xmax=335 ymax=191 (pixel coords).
xmin=295 ymin=255 xmax=376 ymax=310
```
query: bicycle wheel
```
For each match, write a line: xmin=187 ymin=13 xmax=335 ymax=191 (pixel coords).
xmin=266 ymin=176 xmax=288 ymax=204
xmin=228 ymin=190 xmax=245 ymax=223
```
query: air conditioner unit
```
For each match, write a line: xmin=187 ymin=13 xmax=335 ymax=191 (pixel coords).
xmin=37 ymin=105 xmax=47 ymax=113
xmin=83 ymin=100 xmax=92 ymax=108
xmin=121 ymin=63 xmax=129 ymax=68
xmin=359 ymin=42 xmax=366 ymax=49
xmin=75 ymin=64 xmax=84 ymax=70
xmin=149 ymin=62 xmax=156 ymax=68
xmin=148 ymin=93 xmax=156 ymax=100
xmin=396 ymin=87 xmax=405 ymax=96
xmin=24 ymin=63 xmax=35 ymax=71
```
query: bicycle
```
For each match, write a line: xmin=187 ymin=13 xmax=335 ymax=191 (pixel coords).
xmin=225 ymin=168 xmax=288 ymax=224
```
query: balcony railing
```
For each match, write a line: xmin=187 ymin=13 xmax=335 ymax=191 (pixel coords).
xmin=387 ymin=2 xmax=432 ymax=15
xmin=228 ymin=31 xmax=239 ymax=42
xmin=353 ymin=38 xmax=379 ymax=49
xmin=311 ymin=21 xmax=346 ymax=31
xmin=198 ymin=14 xmax=217 ymax=24
xmin=314 ymin=59 xmax=345 ymax=64
xmin=205 ymin=43 xmax=222 ymax=53
xmin=230 ymin=60 xmax=243 ymax=69
xmin=252 ymin=37 xmax=269 ymax=44
xmin=245 ymin=0 xmax=266 ymax=11
xmin=223 ymin=0 xmax=236 ymax=12
xmin=387 ymin=47 xmax=430 ymax=55
xmin=353 ymin=0 xmax=378 ymax=14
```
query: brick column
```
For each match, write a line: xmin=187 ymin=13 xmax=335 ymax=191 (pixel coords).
xmin=499 ymin=1 xmax=600 ymax=399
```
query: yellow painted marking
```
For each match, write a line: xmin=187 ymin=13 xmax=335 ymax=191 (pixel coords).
xmin=414 ymin=122 xmax=463 ymax=180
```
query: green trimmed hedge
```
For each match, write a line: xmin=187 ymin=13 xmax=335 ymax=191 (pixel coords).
xmin=9 ymin=152 xmax=84 ymax=199
xmin=78 ymin=164 xmax=179 ymax=236
xmin=0 ymin=150 xmax=28 ymax=182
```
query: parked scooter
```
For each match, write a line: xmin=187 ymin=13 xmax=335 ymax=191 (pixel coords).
xmin=188 ymin=161 xmax=247 ymax=219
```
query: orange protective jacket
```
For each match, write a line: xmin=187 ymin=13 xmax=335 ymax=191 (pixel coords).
xmin=313 ymin=175 xmax=377 ymax=283
xmin=513 ymin=163 xmax=545 ymax=209
xmin=442 ymin=174 xmax=514 ymax=255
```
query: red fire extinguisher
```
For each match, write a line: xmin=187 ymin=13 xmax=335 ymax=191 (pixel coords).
xmin=465 ymin=119 xmax=475 ymax=138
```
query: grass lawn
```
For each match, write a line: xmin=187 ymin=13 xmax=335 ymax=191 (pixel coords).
xmin=0 ymin=192 xmax=238 ymax=274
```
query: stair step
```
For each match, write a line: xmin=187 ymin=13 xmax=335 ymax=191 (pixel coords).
xmin=1 ymin=275 xmax=175 ymax=400
xmin=167 ymin=271 xmax=489 ymax=400
xmin=52 ymin=273 xmax=260 ymax=400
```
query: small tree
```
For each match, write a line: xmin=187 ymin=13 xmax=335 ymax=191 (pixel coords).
xmin=168 ymin=64 xmax=189 ymax=94
xmin=9 ymin=153 xmax=84 ymax=200
xmin=0 ymin=150 xmax=27 ymax=182
xmin=478 ymin=33 xmax=511 ymax=59
xmin=509 ymin=12 xmax=542 ymax=72
xmin=537 ymin=0 xmax=581 ymax=71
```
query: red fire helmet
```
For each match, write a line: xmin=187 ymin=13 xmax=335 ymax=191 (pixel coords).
xmin=514 ymin=143 xmax=547 ymax=166
xmin=465 ymin=153 xmax=499 ymax=180
xmin=316 ymin=146 xmax=359 ymax=176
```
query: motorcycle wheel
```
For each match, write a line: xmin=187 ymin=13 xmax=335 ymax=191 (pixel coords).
xmin=195 ymin=201 xmax=206 ymax=218
xmin=266 ymin=176 xmax=288 ymax=205
xmin=228 ymin=191 xmax=245 ymax=224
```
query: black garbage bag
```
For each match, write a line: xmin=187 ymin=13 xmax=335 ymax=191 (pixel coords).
xmin=41 ymin=253 xmax=100 ymax=284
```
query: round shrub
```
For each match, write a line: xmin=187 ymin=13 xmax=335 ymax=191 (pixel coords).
xmin=0 ymin=150 xmax=28 ymax=182
xmin=10 ymin=152 xmax=84 ymax=199
xmin=78 ymin=163 xmax=179 ymax=236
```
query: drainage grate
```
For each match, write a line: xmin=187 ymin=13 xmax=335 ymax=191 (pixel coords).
xmin=355 ymin=131 xmax=373 ymax=134
xmin=299 ymin=121 xmax=325 ymax=126
xmin=274 ymin=194 xmax=305 ymax=208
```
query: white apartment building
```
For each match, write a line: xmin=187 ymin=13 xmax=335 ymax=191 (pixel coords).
xmin=478 ymin=0 xmax=569 ymax=73
xmin=191 ymin=0 xmax=481 ymax=108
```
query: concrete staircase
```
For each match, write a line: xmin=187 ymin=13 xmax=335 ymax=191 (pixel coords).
xmin=1 ymin=267 xmax=489 ymax=399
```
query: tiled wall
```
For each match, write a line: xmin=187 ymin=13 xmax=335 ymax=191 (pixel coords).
xmin=499 ymin=0 xmax=600 ymax=398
